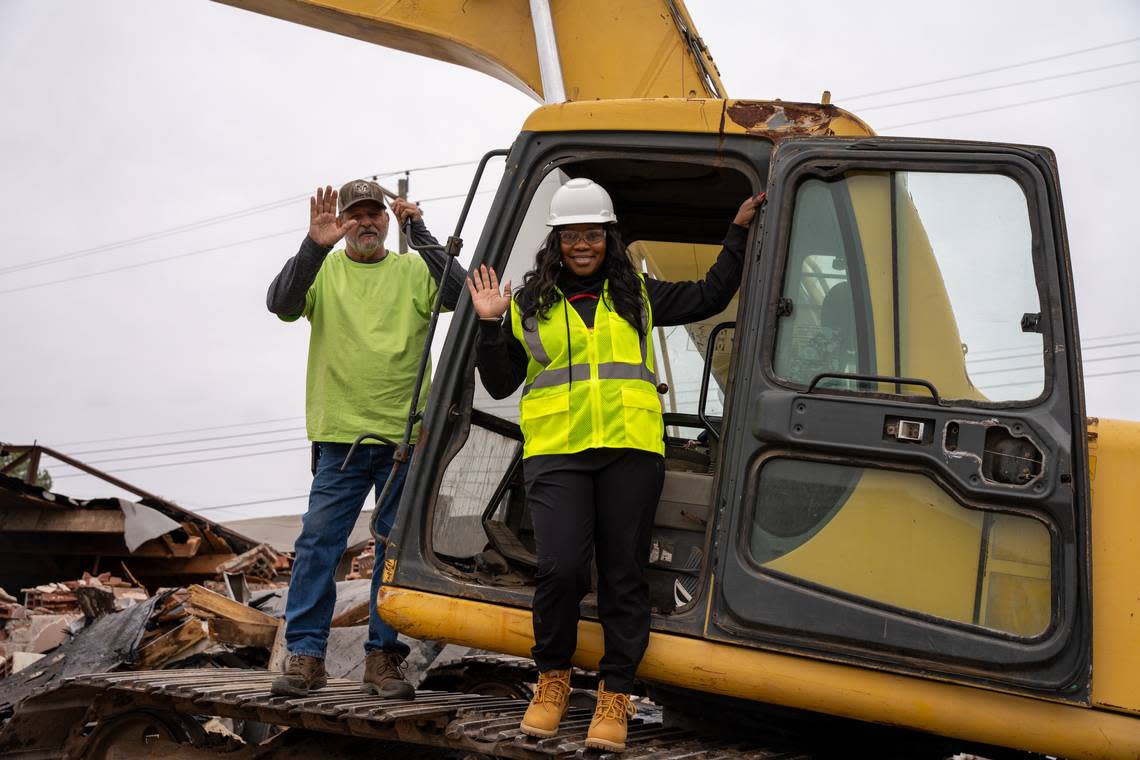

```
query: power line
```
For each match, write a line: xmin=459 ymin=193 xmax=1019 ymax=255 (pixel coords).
xmin=965 ymin=330 xmax=1140 ymax=357
xmin=967 ymin=339 xmax=1140 ymax=365
xmin=52 ymin=445 xmax=310 ymax=479
xmin=857 ymin=59 xmax=1140 ymax=112
xmin=372 ymin=159 xmax=482 ymax=177
xmin=417 ymin=188 xmax=496 ymax=204
xmin=971 ymin=351 xmax=1140 ymax=379
xmin=0 ymin=227 xmax=306 ymax=296
xmin=987 ymin=365 xmax=1140 ymax=389
xmin=66 ymin=426 xmax=306 ymax=456
xmin=58 ymin=435 xmax=306 ymax=468
xmin=1084 ymin=367 xmax=1140 ymax=380
xmin=879 ymin=79 xmax=1140 ymax=130
xmin=191 ymin=493 xmax=311 ymax=514
xmin=1 ymin=159 xmax=486 ymax=277
xmin=56 ymin=416 xmax=304 ymax=447
xmin=0 ymin=195 xmax=309 ymax=277
xmin=845 ymin=36 xmax=1140 ymax=101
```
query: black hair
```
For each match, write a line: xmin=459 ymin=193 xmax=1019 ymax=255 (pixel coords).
xmin=516 ymin=226 xmax=646 ymax=334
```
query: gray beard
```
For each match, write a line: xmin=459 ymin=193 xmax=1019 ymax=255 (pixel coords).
xmin=350 ymin=234 xmax=382 ymax=255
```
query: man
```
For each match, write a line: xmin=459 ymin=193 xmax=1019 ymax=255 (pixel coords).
xmin=266 ymin=179 xmax=461 ymax=698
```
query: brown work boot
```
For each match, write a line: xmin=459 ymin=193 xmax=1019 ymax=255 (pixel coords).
xmin=585 ymin=681 xmax=636 ymax=752
xmin=361 ymin=651 xmax=415 ymax=699
xmin=270 ymin=654 xmax=327 ymax=696
xmin=519 ymin=668 xmax=572 ymax=738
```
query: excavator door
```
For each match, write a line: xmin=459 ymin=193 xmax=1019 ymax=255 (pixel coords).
xmin=710 ymin=136 xmax=1091 ymax=699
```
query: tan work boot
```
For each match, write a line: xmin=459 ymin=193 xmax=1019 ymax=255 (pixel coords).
xmin=361 ymin=651 xmax=415 ymax=699
xmin=270 ymin=654 xmax=327 ymax=696
xmin=519 ymin=668 xmax=572 ymax=737
xmin=585 ymin=681 xmax=636 ymax=752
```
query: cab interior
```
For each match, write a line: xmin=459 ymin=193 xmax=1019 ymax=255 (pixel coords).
xmin=428 ymin=154 xmax=755 ymax=615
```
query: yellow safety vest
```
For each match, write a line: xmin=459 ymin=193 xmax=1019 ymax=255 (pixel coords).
xmin=511 ymin=278 xmax=664 ymax=458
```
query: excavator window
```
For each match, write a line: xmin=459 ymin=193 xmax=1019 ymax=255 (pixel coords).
xmin=749 ymin=457 xmax=1052 ymax=637
xmin=773 ymin=170 xmax=1046 ymax=403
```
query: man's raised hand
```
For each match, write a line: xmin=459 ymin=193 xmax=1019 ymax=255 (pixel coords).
xmin=309 ymin=185 xmax=355 ymax=247
xmin=390 ymin=198 xmax=422 ymax=227
xmin=466 ymin=264 xmax=512 ymax=320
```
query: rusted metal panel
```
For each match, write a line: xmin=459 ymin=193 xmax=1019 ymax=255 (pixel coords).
xmin=726 ymin=100 xmax=871 ymax=138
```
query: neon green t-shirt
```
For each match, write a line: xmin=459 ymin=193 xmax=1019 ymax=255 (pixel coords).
xmin=282 ymin=249 xmax=438 ymax=444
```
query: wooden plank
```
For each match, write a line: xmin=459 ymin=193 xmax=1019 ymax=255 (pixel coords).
xmin=134 ymin=619 xmax=209 ymax=669
xmin=161 ymin=534 xmax=202 ymax=557
xmin=207 ymin=618 xmax=279 ymax=649
xmin=0 ymin=504 xmax=124 ymax=534
xmin=119 ymin=554 xmax=238 ymax=576
xmin=267 ymin=619 xmax=288 ymax=673
xmin=187 ymin=584 xmax=278 ymax=626
xmin=198 ymin=525 xmax=234 ymax=553
xmin=330 ymin=599 xmax=370 ymax=628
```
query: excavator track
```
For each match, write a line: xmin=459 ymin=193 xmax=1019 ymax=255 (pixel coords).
xmin=0 ymin=668 xmax=810 ymax=759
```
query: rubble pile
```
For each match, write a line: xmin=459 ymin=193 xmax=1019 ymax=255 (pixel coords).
xmin=0 ymin=453 xmax=412 ymax=723
xmin=0 ymin=573 xmax=153 ymax=678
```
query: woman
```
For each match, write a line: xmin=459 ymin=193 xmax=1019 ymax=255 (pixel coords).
xmin=466 ymin=177 xmax=761 ymax=752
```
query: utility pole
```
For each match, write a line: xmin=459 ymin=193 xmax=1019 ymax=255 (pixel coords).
xmin=397 ymin=173 xmax=409 ymax=253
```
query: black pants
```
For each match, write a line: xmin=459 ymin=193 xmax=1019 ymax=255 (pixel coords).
xmin=523 ymin=447 xmax=665 ymax=693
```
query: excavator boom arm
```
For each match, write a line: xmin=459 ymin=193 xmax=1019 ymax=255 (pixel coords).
xmin=214 ymin=0 xmax=725 ymax=102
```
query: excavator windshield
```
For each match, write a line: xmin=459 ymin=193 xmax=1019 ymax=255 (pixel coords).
xmin=773 ymin=170 xmax=1046 ymax=403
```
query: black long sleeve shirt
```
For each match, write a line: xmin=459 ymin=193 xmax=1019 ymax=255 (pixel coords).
xmin=475 ymin=224 xmax=749 ymax=399
xmin=266 ymin=219 xmax=464 ymax=317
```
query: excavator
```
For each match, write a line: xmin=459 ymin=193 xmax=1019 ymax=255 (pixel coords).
xmin=2 ymin=1 xmax=1138 ymax=758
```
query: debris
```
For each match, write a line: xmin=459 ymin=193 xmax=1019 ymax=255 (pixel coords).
xmin=0 ymin=589 xmax=165 ymax=718
xmin=75 ymin=585 xmax=115 ymax=620
xmin=0 ymin=444 xmax=269 ymax=594
xmin=187 ymin=583 xmax=279 ymax=627
xmin=10 ymin=651 xmax=44 ymax=673
xmin=1 ymin=613 xmax=78 ymax=656
xmin=135 ymin=618 xmax=210 ymax=670
xmin=0 ymin=599 xmax=27 ymax=622
xmin=347 ymin=539 xmax=376 ymax=580
xmin=331 ymin=599 xmax=370 ymax=628
xmin=207 ymin=618 xmax=278 ymax=649
xmin=22 ymin=584 xmax=78 ymax=614
xmin=215 ymin=543 xmax=285 ymax=583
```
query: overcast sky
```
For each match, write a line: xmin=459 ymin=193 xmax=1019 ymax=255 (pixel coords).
xmin=2 ymin=0 xmax=1137 ymax=522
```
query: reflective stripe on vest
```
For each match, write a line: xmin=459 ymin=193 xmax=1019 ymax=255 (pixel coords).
xmin=511 ymin=278 xmax=664 ymax=458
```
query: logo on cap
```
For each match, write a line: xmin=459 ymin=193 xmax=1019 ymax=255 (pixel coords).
xmin=353 ymin=181 xmax=370 ymax=194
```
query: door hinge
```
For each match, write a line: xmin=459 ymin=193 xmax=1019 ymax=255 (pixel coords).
xmin=1021 ymin=312 xmax=1043 ymax=333
xmin=776 ymin=298 xmax=794 ymax=317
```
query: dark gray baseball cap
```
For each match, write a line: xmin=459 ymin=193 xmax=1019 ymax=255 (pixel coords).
xmin=338 ymin=179 xmax=387 ymax=214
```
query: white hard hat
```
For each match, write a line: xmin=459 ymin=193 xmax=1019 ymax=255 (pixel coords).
xmin=547 ymin=178 xmax=618 ymax=226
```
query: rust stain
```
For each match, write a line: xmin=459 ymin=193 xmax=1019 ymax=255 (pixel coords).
xmin=727 ymin=100 xmax=841 ymax=138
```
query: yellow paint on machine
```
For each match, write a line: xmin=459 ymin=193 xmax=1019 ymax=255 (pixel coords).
xmin=1089 ymin=417 xmax=1140 ymax=714
xmin=378 ymin=586 xmax=1140 ymax=760
xmin=213 ymin=0 xmax=724 ymax=102
xmin=522 ymin=98 xmax=874 ymax=137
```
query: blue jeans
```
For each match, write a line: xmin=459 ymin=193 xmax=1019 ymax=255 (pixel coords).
xmin=284 ymin=442 xmax=411 ymax=659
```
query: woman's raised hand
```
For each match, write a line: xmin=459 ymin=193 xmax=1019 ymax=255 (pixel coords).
xmin=466 ymin=264 xmax=512 ymax=320
xmin=732 ymin=192 xmax=766 ymax=228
